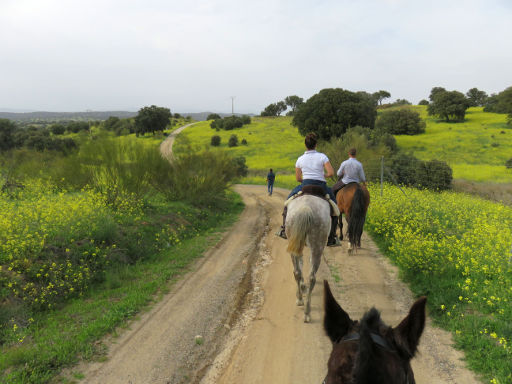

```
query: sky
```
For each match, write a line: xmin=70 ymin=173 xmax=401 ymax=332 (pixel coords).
xmin=1 ymin=0 xmax=511 ymax=114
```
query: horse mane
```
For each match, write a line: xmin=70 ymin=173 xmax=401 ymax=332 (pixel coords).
xmin=354 ymin=308 xmax=389 ymax=384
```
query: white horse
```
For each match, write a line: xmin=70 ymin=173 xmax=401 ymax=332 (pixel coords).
xmin=285 ymin=194 xmax=331 ymax=323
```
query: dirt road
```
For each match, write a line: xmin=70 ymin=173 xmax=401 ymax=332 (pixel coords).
xmin=77 ymin=185 xmax=481 ymax=384
xmin=159 ymin=123 xmax=197 ymax=160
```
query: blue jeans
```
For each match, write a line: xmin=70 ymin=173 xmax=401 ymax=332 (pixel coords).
xmin=268 ymin=182 xmax=274 ymax=195
xmin=288 ymin=179 xmax=336 ymax=202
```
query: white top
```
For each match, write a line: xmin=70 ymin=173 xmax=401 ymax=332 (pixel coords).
xmin=295 ymin=150 xmax=329 ymax=182
xmin=337 ymin=157 xmax=366 ymax=184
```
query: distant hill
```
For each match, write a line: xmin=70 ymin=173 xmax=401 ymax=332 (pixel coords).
xmin=0 ymin=110 xmax=254 ymax=122
xmin=0 ymin=111 xmax=137 ymax=122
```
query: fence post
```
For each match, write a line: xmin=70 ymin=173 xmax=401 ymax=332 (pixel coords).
xmin=380 ymin=156 xmax=384 ymax=197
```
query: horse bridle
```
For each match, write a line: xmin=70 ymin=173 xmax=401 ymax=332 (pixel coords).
xmin=320 ymin=332 xmax=415 ymax=384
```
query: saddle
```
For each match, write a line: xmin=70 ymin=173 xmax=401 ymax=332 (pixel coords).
xmin=301 ymin=185 xmax=325 ymax=197
xmin=284 ymin=186 xmax=340 ymax=217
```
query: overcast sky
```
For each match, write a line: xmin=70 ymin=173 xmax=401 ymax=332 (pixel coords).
xmin=1 ymin=0 xmax=511 ymax=113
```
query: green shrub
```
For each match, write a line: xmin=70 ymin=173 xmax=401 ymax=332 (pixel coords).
xmin=233 ymin=156 xmax=248 ymax=177
xmin=0 ymin=119 xmax=17 ymax=151
xmin=209 ymin=116 xmax=250 ymax=131
xmin=50 ymin=124 xmax=66 ymax=135
xmin=388 ymin=154 xmax=452 ymax=190
xmin=241 ymin=138 xmax=247 ymax=145
xmin=211 ymin=135 xmax=221 ymax=146
xmin=103 ymin=116 xmax=121 ymax=131
xmin=415 ymin=159 xmax=453 ymax=190
xmin=228 ymin=134 xmax=238 ymax=147
xmin=67 ymin=121 xmax=89 ymax=133
xmin=150 ymin=150 xmax=238 ymax=205
xmin=506 ymin=158 xmax=512 ymax=168
xmin=376 ymin=108 xmax=426 ymax=135
xmin=207 ymin=113 xmax=221 ymax=120
xmin=389 ymin=152 xmax=422 ymax=186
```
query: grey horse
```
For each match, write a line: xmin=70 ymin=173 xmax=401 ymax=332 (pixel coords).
xmin=285 ymin=194 xmax=331 ymax=323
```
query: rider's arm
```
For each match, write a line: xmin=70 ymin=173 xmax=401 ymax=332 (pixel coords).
xmin=295 ymin=167 xmax=303 ymax=182
xmin=324 ymin=161 xmax=334 ymax=179
xmin=336 ymin=162 xmax=344 ymax=178
xmin=359 ymin=164 xmax=367 ymax=186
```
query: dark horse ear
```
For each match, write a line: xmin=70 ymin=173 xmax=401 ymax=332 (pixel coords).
xmin=393 ymin=296 xmax=427 ymax=358
xmin=324 ymin=280 xmax=354 ymax=343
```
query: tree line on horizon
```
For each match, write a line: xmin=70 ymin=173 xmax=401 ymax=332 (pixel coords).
xmin=261 ymin=85 xmax=512 ymax=126
xmin=258 ymin=84 xmax=512 ymax=191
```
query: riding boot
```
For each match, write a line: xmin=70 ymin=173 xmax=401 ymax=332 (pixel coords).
xmin=327 ymin=216 xmax=340 ymax=246
xmin=277 ymin=206 xmax=287 ymax=239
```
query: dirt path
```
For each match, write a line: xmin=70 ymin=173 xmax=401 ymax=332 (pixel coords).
xmin=76 ymin=184 xmax=481 ymax=384
xmin=160 ymin=123 xmax=197 ymax=160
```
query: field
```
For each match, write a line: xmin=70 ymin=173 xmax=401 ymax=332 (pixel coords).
xmin=395 ymin=106 xmax=512 ymax=183
xmin=366 ymin=184 xmax=512 ymax=383
xmin=174 ymin=116 xmax=303 ymax=189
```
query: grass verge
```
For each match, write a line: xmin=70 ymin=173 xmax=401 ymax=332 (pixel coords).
xmin=0 ymin=191 xmax=244 ymax=384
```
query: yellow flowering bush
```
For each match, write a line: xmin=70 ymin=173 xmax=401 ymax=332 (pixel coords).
xmin=366 ymin=183 xmax=512 ymax=381
xmin=0 ymin=179 xmax=142 ymax=311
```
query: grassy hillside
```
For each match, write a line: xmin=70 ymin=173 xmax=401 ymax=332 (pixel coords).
xmin=395 ymin=106 xmax=512 ymax=183
xmin=174 ymin=116 xmax=304 ymax=188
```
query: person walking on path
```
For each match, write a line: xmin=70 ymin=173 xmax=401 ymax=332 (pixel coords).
xmin=266 ymin=169 xmax=276 ymax=196
xmin=332 ymin=148 xmax=366 ymax=197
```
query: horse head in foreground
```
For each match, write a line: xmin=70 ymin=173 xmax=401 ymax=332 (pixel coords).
xmin=336 ymin=183 xmax=370 ymax=254
xmin=286 ymin=189 xmax=332 ymax=322
xmin=323 ymin=281 xmax=426 ymax=384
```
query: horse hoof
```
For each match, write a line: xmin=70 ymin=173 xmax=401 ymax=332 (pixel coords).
xmin=304 ymin=314 xmax=311 ymax=323
xmin=296 ymin=299 xmax=304 ymax=306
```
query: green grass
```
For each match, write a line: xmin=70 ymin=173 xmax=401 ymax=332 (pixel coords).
xmin=0 ymin=191 xmax=244 ymax=384
xmin=174 ymin=117 xmax=304 ymax=189
xmin=395 ymin=106 xmax=512 ymax=183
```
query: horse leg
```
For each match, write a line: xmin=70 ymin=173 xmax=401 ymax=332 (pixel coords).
xmin=338 ymin=214 xmax=344 ymax=241
xmin=291 ymin=253 xmax=304 ymax=306
xmin=304 ymin=246 xmax=322 ymax=323
xmin=345 ymin=213 xmax=353 ymax=253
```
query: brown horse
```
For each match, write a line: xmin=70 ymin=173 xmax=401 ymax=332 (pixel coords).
xmin=323 ymin=281 xmax=426 ymax=384
xmin=336 ymin=183 xmax=370 ymax=253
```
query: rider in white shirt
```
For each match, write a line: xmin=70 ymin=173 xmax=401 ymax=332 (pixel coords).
xmin=278 ymin=133 xmax=339 ymax=246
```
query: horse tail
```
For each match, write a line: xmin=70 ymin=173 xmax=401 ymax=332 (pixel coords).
xmin=348 ymin=184 xmax=366 ymax=247
xmin=286 ymin=204 xmax=314 ymax=255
